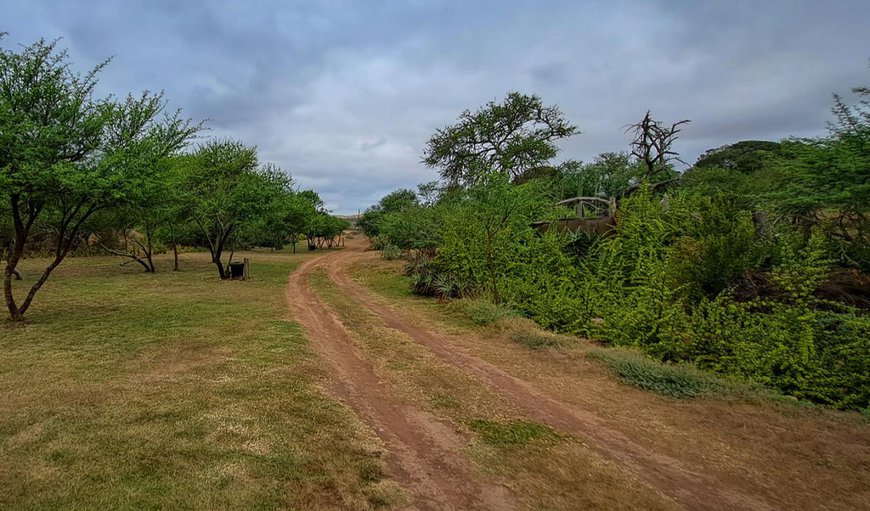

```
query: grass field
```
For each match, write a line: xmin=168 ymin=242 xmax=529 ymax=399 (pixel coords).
xmin=0 ymin=250 xmax=394 ymax=510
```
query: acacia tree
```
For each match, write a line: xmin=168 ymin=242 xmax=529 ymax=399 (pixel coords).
xmin=248 ymin=164 xmax=325 ymax=254
xmin=178 ymin=140 xmax=267 ymax=279
xmin=769 ymin=78 xmax=870 ymax=268
xmin=0 ymin=37 xmax=197 ymax=320
xmin=423 ymin=92 xmax=578 ymax=186
xmin=97 ymin=121 xmax=202 ymax=273
xmin=284 ymin=191 xmax=320 ymax=253
xmin=437 ymin=174 xmax=550 ymax=302
xmin=358 ymin=189 xmax=419 ymax=238
xmin=305 ymin=213 xmax=349 ymax=249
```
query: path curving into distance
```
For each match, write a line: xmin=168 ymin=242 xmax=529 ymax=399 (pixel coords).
xmin=287 ymin=238 xmax=776 ymax=511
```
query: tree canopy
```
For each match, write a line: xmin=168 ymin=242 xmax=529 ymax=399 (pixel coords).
xmin=422 ymin=92 xmax=578 ymax=186
xmin=1 ymin=36 xmax=199 ymax=319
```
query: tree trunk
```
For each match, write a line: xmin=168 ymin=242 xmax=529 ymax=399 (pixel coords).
xmin=145 ymin=253 xmax=155 ymax=273
xmin=143 ymin=229 xmax=155 ymax=273
xmin=4 ymin=268 xmax=20 ymax=320
xmin=16 ymin=257 xmax=63 ymax=318
xmin=132 ymin=238 xmax=155 ymax=273
xmin=169 ymin=224 xmax=180 ymax=271
xmin=212 ymin=252 xmax=226 ymax=279
xmin=4 ymin=216 xmax=28 ymax=320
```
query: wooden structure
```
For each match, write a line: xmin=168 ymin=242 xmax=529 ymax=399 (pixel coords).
xmin=533 ymin=196 xmax=617 ymax=236
xmin=556 ymin=196 xmax=616 ymax=219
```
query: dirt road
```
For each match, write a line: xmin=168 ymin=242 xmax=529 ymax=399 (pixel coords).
xmin=286 ymin=239 xmax=870 ymax=510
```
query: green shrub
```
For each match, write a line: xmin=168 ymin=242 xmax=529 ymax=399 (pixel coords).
xmin=590 ymin=349 xmax=722 ymax=398
xmin=448 ymin=298 xmax=516 ymax=325
xmin=381 ymin=244 xmax=402 ymax=260
xmin=388 ymin=179 xmax=868 ymax=410
xmin=501 ymin=229 xmax=590 ymax=332
xmin=509 ymin=329 xmax=566 ymax=350
xmin=686 ymin=295 xmax=870 ymax=409
xmin=368 ymin=235 xmax=387 ymax=250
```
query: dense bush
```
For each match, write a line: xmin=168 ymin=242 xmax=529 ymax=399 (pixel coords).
xmin=365 ymin=82 xmax=869 ymax=411
xmin=374 ymin=183 xmax=868 ymax=410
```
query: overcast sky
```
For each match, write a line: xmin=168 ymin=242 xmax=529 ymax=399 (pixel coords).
xmin=3 ymin=0 xmax=869 ymax=213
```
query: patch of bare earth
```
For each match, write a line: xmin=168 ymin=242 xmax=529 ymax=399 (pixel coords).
xmin=288 ymin=256 xmax=522 ymax=511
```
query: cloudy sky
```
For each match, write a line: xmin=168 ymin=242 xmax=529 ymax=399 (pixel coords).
xmin=3 ymin=0 xmax=868 ymax=213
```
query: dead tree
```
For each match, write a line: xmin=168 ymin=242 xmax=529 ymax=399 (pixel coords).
xmin=623 ymin=111 xmax=690 ymax=196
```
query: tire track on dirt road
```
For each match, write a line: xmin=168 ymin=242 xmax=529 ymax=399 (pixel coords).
xmin=286 ymin=254 xmax=515 ymax=511
xmin=319 ymin=243 xmax=775 ymax=511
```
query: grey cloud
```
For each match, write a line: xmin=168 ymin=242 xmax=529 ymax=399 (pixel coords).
xmin=2 ymin=0 xmax=869 ymax=213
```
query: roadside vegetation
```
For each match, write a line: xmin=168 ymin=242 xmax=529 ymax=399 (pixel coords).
xmin=361 ymin=82 xmax=870 ymax=412
xmin=345 ymin=254 xmax=870 ymax=509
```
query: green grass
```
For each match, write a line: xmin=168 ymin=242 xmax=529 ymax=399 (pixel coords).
xmin=467 ymin=419 xmax=558 ymax=447
xmin=446 ymin=298 xmax=518 ymax=326
xmin=588 ymin=349 xmax=723 ymax=398
xmin=0 ymin=250 xmax=394 ymax=510
xmin=509 ymin=329 xmax=568 ymax=350
xmin=349 ymin=260 xmax=415 ymax=300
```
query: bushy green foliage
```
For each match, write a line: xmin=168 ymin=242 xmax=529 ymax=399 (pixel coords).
xmin=377 ymin=207 xmax=440 ymax=255
xmin=447 ymin=298 xmax=517 ymax=325
xmin=693 ymin=140 xmax=783 ymax=174
xmin=422 ymin=182 xmax=865 ymax=409
xmin=667 ymin=198 xmax=761 ymax=299
xmin=434 ymin=175 xmax=552 ymax=302
xmin=381 ymin=244 xmax=402 ymax=260
xmin=358 ymin=189 xmax=419 ymax=238
xmin=509 ymin=329 xmax=566 ymax=350
xmin=499 ymin=229 xmax=589 ymax=332
xmin=366 ymin=83 xmax=870 ymax=411
xmin=590 ymin=349 xmax=723 ymax=398
xmin=554 ymin=152 xmax=645 ymax=199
